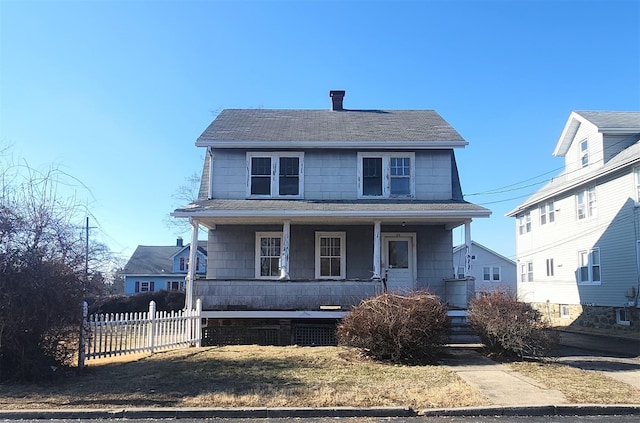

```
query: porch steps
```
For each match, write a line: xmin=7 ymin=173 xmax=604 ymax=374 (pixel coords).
xmin=447 ymin=310 xmax=481 ymax=345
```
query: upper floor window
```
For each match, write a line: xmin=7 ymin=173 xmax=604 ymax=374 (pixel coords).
xmin=578 ymin=248 xmax=601 ymax=284
xmin=580 ymin=139 xmax=589 ymax=167
xmin=518 ymin=212 xmax=531 ymax=235
xmin=357 ymin=152 xmax=415 ymax=198
xmin=540 ymin=201 xmax=555 ymax=225
xmin=167 ymin=281 xmax=185 ymax=291
xmin=576 ymin=186 xmax=596 ymax=220
xmin=255 ymin=232 xmax=282 ymax=279
xmin=315 ymin=232 xmax=346 ymax=279
xmin=247 ymin=152 xmax=304 ymax=198
xmin=482 ymin=266 xmax=501 ymax=282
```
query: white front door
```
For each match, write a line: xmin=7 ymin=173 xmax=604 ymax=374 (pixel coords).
xmin=382 ymin=233 xmax=416 ymax=293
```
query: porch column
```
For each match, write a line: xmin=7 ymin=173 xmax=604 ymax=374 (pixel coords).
xmin=186 ymin=218 xmax=199 ymax=310
xmin=372 ymin=221 xmax=382 ymax=279
xmin=464 ymin=220 xmax=472 ymax=276
xmin=280 ymin=220 xmax=291 ymax=280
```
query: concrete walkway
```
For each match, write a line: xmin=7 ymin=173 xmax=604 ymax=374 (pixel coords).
xmin=440 ymin=347 xmax=567 ymax=406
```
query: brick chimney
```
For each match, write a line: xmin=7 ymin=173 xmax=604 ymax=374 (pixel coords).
xmin=176 ymin=237 xmax=183 ymax=247
xmin=330 ymin=90 xmax=345 ymax=111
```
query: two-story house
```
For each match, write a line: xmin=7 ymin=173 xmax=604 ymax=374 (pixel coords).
xmin=123 ymin=238 xmax=207 ymax=295
xmin=172 ymin=91 xmax=490 ymax=345
xmin=507 ymin=111 xmax=640 ymax=333
xmin=453 ymin=241 xmax=517 ymax=296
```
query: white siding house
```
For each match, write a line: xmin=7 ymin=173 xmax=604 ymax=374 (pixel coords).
xmin=453 ymin=241 xmax=516 ymax=295
xmin=172 ymin=91 xmax=491 ymax=345
xmin=507 ymin=111 xmax=640 ymax=332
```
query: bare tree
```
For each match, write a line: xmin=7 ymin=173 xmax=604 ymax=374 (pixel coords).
xmin=0 ymin=145 xmax=114 ymax=381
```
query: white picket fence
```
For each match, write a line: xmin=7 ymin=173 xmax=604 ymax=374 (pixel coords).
xmin=78 ymin=299 xmax=202 ymax=368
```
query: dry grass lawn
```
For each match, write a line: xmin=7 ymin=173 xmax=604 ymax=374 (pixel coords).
xmin=0 ymin=345 xmax=487 ymax=410
xmin=1 ymin=345 xmax=638 ymax=411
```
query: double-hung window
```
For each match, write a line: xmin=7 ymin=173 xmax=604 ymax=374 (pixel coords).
xmin=247 ymin=152 xmax=304 ymax=198
xmin=546 ymin=258 xmax=554 ymax=277
xmin=482 ymin=266 xmax=501 ymax=282
xmin=357 ymin=152 xmax=415 ymax=198
xmin=255 ymin=232 xmax=282 ymax=278
xmin=540 ymin=201 xmax=555 ymax=225
xmin=578 ymin=248 xmax=601 ymax=284
xmin=518 ymin=212 xmax=531 ymax=235
xmin=315 ymin=232 xmax=346 ymax=279
xmin=576 ymin=186 xmax=596 ymax=220
xmin=520 ymin=261 xmax=533 ymax=282
xmin=580 ymin=139 xmax=589 ymax=168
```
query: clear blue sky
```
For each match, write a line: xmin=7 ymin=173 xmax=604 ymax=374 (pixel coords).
xmin=1 ymin=0 xmax=639 ymax=264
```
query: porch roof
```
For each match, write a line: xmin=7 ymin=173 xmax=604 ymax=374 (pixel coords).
xmin=172 ymin=198 xmax=490 ymax=226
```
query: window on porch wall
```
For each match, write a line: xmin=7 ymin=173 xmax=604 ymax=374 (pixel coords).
xmin=255 ymin=232 xmax=282 ymax=278
xmin=315 ymin=232 xmax=346 ymax=279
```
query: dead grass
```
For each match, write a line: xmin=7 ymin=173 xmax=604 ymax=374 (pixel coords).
xmin=508 ymin=361 xmax=640 ymax=404
xmin=3 ymin=346 xmax=639 ymax=411
xmin=0 ymin=345 xmax=487 ymax=410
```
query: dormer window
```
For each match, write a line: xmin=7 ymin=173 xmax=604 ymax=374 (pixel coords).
xmin=580 ymin=139 xmax=589 ymax=168
xmin=247 ymin=152 xmax=304 ymax=198
xmin=357 ymin=152 xmax=415 ymax=198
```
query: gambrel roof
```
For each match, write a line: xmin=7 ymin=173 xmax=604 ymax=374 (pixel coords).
xmin=196 ymin=109 xmax=467 ymax=148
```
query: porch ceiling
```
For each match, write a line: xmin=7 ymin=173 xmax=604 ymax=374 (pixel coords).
xmin=172 ymin=199 xmax=491 ymax=228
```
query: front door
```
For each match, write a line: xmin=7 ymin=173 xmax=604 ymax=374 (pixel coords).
xmin=382 ymin=233 xmax=416 ymax=293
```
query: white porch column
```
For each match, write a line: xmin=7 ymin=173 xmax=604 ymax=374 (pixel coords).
xmin=185 ymin=218 xmax=199 ymax=310
xmin=280 ymin=220 xmax=291 ymax=280
xmin=372 ymin=220 xmax=382 ymax=279
xmin=464 ymin=220 xmax=472 ymax=277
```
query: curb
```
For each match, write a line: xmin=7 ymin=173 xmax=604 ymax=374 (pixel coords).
xmin=1 ymin=405 xmax=639 ymax=419
xmin=0 ymin=407 xmax=415 ymax=420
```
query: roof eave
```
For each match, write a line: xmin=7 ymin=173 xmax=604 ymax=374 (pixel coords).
xmin=195 ymin=139 xmax=468 ymax=149
xmin=172 ymin=209 xmax=491 ymax=220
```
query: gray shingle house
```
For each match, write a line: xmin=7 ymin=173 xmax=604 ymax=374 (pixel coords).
xmin=173 ymin=91 xmax=490 ymax=344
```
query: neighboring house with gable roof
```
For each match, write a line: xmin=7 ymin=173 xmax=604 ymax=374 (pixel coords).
xmin=507 ymin=111 xmax=640 ymax=332
xmin=172 ymin=90 xmax=490 ymax=345
xmin=453 ymin=241 xmax=516 ymax=295
xmin=122 ymin=238 xmax=207 ymax=295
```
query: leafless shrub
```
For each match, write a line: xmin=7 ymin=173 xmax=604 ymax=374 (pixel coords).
xmin=337 ymin=291 xmax=449 ymax=364
xmin=467 ymin=290 xmax=559 ymax=360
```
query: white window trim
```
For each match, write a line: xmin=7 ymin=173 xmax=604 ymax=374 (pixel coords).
xmin=246 ymin=152 xmax=304 ymax=199
xmin=546 ymin=258 xmax=554 ymax=277
xmin=482 ymin=266 xmax=501 ymax=282
xmin=540 ymin=201 xmax=555 ymax=225
xmin=255 ymin=232 xmax=283 ymax=279
xmin=520 ymin=261 xmax=533 ymax=282
xmin=634 ymin=167 xmax=640 ymax=204
xmin=357 ymin=152 xmax=416 ymax=199
xmin=560 ymin=304 xmax=570 ymax=319
xmin=576 ymin=185 xmax=596 ymax=220
xmin=518 ymin=212 xmax=531 ymax=235
xmin=579 ymin=139 xmax=589 ymax=168
xmin=616 ymin=309 xmax=631 ymax=326
xmin=314 ymin=231 xmax=346 ymax=279
xmin=578 ymin=248 xmax=601 ymax=285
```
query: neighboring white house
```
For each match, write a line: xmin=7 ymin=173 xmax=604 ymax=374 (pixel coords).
xmin=453 ymin=241 xmax=516 ymax=295
xmin=172 ymin=90 xmax=490 ymax=345
xmin=507 ymin=111 xmax=640 ymax=332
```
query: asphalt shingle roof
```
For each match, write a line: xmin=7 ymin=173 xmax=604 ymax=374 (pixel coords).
xmin=196 ymin=109 xmax=466 ymax=144
xmin=575 ymin=111 xmax=640 ymax=129
xmin=123 ymin=242 xmax=207 ymax=274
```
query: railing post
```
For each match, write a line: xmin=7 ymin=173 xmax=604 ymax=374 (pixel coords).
xmin=78 ymin=301 xmax=88 ymax=371
xmin=195 ymin=298 xmax=202 ymax=347
xmin=148 ymin=301 xmax=156 ymax=353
